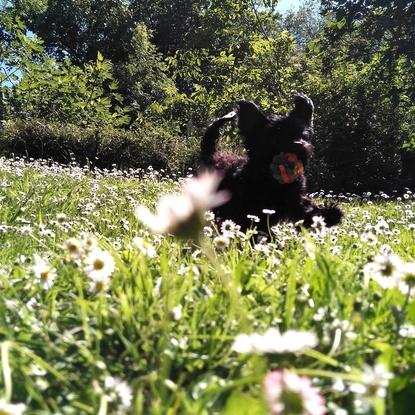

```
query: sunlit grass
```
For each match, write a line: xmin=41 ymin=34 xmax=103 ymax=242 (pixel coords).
xmin=0 ymin=157 xmax=414 ymax=415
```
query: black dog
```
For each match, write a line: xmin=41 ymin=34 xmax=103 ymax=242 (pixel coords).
xmin=200 ymin=94 xmax=342 ymax=232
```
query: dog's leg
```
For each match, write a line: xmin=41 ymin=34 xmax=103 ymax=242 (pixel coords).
xmin=200 ymin=111 xmax=236 ymax=165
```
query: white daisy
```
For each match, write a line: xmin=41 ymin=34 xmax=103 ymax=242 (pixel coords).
xmin=213 ymin=235 xmax=230 ymax=250
xmin=89 ymin=274 xmax=111 ymax=293
xmin=170 ymin=304 xmax=183 ymax=321
xmin=247 ymin=214 xmax=260 ymax=223
xmin=351 ymin=363 xmax=392 ymax=399
xmin=311 ymin=215 xmax=326 ymax=236
xmin=363 ymin=253 xmax=403 ymax=289
xmin=63 ymin=238 xmax=83 ymax=259
xmin=397 ymin=262 xmax=415 ymax=295
xmin=84 ymin=248 xmax=115 ymax=281
xmin=232 ymin=328 xmax=318 ymax=354
xmin=0 ymin=398 xmax=26 ymax=415
xmin=32 ymin=254 xmax=56 ymax=290
xmin=132 ymin=237 xmax=156 ymax=258
xmin=104 ymin=376 xmax=133 ymax=409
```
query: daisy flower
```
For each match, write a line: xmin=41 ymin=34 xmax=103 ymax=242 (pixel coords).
xmin=311 ymin=215 xmax=326 ymax=236
xmin=232 ymin=328 xmax=318 ymax=354
xmin=363 ymin=253 xmax=403 ymax=289
xmin=89 ymin=274 xmax=111 ymax=293
xmin=397 ymin=262 xmax=415 ymax=295
xmin=135 ymin=171 xmax=229 ymax=240
xmin=132 ymin=237 xmax=156 ymax=258
xmin=32 ymin=254 xmax=56 ymax=290
xmin=264 ymin=370 xmax=326 ymax=415
xmin=0 ymin=398 xmax=26 ymax=415
xmin=104 ymin=376 xmax=133 ymax=409
xmin=247 ymin=214 xmax=260 ymax=223
xmin=63 ymin=237 xmax=83 ymax=259
xmin=170 ymin=304 xmax=183 ymax=321
xmin=84 ymin=248 xmax=115 ymax=281
xmin=213 ymin=235 xmax=230 ymax=250
xmin=350 ymin=363 xmax=392 ymax=413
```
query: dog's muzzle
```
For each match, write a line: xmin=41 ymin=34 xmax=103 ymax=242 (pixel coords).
xmin=270 ymin=152 xmax=304 ymax=184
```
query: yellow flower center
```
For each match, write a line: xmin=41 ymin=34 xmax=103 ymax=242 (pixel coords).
xmin=40 ymin=271 xmax=49 ymax=281
xmin=93 ymin=259 xmax=105 ymax=270
xmin=382 ymin=262 xmax=394 ymax=277
xmin=404 ymin=273 xmax=415 ymax=286
xmin=68 ymin=243 xmax=79 ymax=253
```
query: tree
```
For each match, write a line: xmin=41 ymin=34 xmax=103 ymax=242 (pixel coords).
xmin=320 ymin=0 xmax=415 ymax=73
xmin=12 ymin=0 xmax=136 ymax=64
xmin=1 ymin=3 xmax=45 ymax=122
xmin=112 ymin=23 xmax=177 ymax=119
xmin=282 ymin=0 xmax=325 ymax=49
xmin=318 ymin=0 xmax=415 ymax=186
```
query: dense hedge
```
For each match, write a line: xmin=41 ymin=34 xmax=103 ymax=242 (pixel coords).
xmin=0 ymin=120 xmax=199 ymax=172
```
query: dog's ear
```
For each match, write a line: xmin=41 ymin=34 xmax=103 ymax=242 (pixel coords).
xmin=289 ymin=94 xmax=314 ymax=126
xmin=236 ymin=100 xmax=267 ymax=134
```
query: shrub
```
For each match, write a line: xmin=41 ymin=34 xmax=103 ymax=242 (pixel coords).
xmin=0 ymin=119 xmax=199 ymax=172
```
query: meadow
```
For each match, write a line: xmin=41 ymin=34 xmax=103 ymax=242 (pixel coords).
xmin=0 ymin=156 xmax=414 ymax=415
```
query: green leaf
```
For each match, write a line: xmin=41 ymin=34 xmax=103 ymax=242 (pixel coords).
xmin=224 ymin=391 xmax=266 ymax=415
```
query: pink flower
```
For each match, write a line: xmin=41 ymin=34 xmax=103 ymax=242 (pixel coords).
xmin=264 ymin=370 xmax=326 ymax=415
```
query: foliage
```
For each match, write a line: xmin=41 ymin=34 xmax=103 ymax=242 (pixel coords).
xmin=12 ymin=0 xmax=134 ymax=64
xmin=319 ymin=0 xmax=415 ymax=156
xmin=282 ymin=0 xmax=325 ymax=49
xmin=0 ymin=11 xmax=41 ymax=85
xmin=0 ymin=119 xmax=197 ymax=172
xmin=321 ymin=0 xmax=415 ymax=61
xmin=113 ymin=24 xmax=178 ymax=119
xmin=155 ymin=31 xmax=305 ymax=140
xmin=0 ymin=6 xmax=131 ymax=128
xmin=303 ymin=42 xmax=405 ymax=192
xmin=10 ymin=52 xmax=131 ymax=127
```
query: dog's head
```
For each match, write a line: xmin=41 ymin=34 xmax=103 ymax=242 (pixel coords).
xmin=236 ymin=94 xmax=314 ymax=184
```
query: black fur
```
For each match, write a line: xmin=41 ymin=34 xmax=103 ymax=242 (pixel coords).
xmin=200 ymin=94 xmax=343 ymax=232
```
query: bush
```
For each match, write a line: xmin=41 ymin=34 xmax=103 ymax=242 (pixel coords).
xmin=0 ymin=119 xmax=199 ymax=172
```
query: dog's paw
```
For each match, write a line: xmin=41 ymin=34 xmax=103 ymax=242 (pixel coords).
xmin=320 ymin=203 xmax=343 ymax=227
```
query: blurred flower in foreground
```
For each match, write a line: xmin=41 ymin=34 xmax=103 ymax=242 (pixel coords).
xmin=0 ymin=398 xmax=26 ymax=415
xmin=32 ymin=254 xmax=57 ymax=290
xmin=104 ymin=376 xmax=133 ymax=409
xmin=132 ymin=236 xmax=157 ymax=258
xmin=363 ymin=253 xmax=403 ymax=289
xmin=84 ymin=248 xmax=115 ymax=281
xmin=135 ymin=170 xmax=229 ymax=240
xmin=93 ymin=375 xmax=133 ymax=413
xmin=213 ymin=235 xmax=230 ymax=250
xmin=63 ymin=237 xmax=83 ymax=260
xmin=350 ymin=364 xmax=392 ymax=412
xmin=264 ymin=370 xmax=326 ymax=415
xmin=232 ymin=328 xmax=318 ymax=354
xmin=398 ymin=262 xmax=415 ymax=295
xmin=363 ymin=253 xmax=415 ymax=295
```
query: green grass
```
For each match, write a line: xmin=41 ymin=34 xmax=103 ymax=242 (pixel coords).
xmin=0 ymin=156 xmax=414 ymax=415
